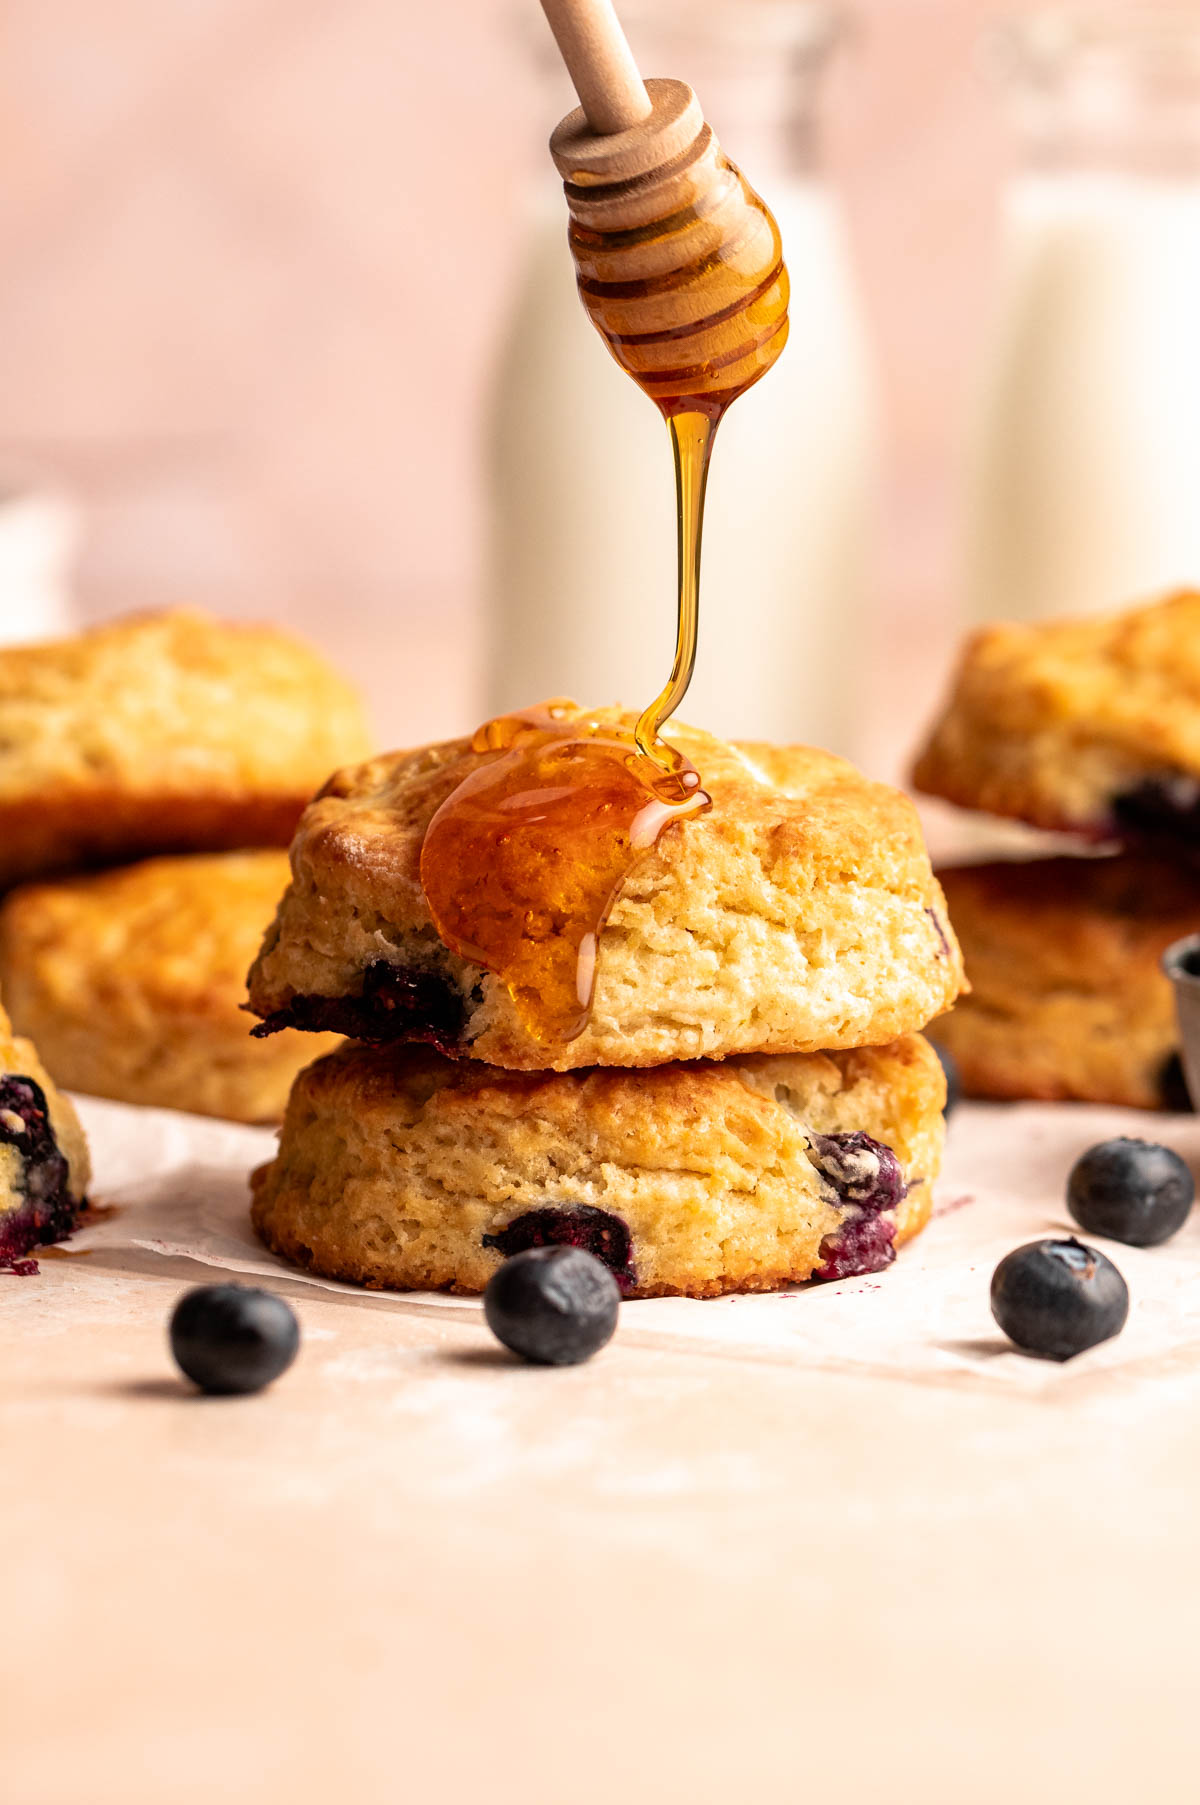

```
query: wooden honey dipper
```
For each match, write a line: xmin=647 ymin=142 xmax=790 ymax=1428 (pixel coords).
xmin=539 ymin=0 xmax=791 ymax=416
xmin=416 ymin=3 xmax=795 ymax=1045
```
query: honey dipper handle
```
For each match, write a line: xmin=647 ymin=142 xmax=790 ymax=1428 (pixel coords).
xmin=538 ymin=0 xmax=652 ymax=133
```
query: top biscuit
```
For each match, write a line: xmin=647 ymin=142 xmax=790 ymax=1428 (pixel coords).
xmin=913 ymin=590 xmax=1200 ymax=842
xmin=248 ymin=707 xmax=964 ymax=1072
xmin=0 ymin=608 xmax=372 ymax=887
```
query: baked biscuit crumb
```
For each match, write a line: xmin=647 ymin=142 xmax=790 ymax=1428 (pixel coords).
xmin=250 ymin=1034 xmax=945 ymax=1298
xmin=913 ymin=590 xmax=1200 ymax=840
xmin=248 ymin=709 xmax=964 ymax=1070
xmin=0 ymin=608 xmax=372 ymax=887
xmin=933 ymin=855 xmax=1199 ymax=1109
xmin=0 ymin=851 xmax=341 ymax=1121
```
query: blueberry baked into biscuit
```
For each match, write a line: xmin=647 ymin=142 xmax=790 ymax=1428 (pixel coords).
xmin=0 ymin=608 xmax=371 ymax=888
xmin=913 ymin=590 xmax=1200 ymax=845
xmin=0 ymin=1002 xmax=90 ymax=1273
xmin=247 ymin=709 xmax=965 ymax=1073
xmin=251 ymin=1035 xmax=945 ymax=1298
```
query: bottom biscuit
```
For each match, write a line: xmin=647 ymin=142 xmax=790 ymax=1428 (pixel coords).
xmin=934 ymin=856 xmax=1200 ymax=1111
xmin=250 ymin=1036 xmax=945 ymax=1299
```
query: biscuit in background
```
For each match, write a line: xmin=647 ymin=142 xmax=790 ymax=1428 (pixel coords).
xmin=0 ymin=851 xmax=342 ymax=1122
xmin=932 ymin=855 xmax=1200 ymax=1111
xmin=913 ymin=590 xmax=1200 ymax=845
xmin=0 ymin=607 xmax=372 ymax=888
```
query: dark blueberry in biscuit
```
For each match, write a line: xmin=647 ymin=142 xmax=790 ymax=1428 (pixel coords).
xmin=807 ymin=1131 xmax=905 ymax=1280
xmin=0 ymin=1074 xmax=76 ymax=1271
xmin=1067 ymin=1136 xmax=1194 ymax=1247
xmin=930 ymin=1041 xmax=962 ymax=1117
xmin=1158 ymin=1051 xmax=1194 ymax=1113
xmin=483 ymin=1204 xmax=636 ymax=1293
xmin=815 ymin=1214 xmax=896 ymax=1281
xmin=991 ymin=1237 xmax=1128 ymax=1360
xmin=805 ymin=1131 xmax=905 ymax=1212
xmin=252 ymin=960 xmax=470 ymax=1053
xmin=170 ymin=1284 xmax=300 ymax=1395
xmin=484 ymin=1246 xmax=620 ymax=1366
xmin=1110 ymin=774 xmax=1200 ymax=847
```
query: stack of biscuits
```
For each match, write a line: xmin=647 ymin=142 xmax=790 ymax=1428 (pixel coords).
xmin=913 ymin=589 xmax=1200 ymax=1111
xmin=247 ymin=708 xmax=966 ymax=1299
xmin=0 ymin=608 xmax=371 ymax=1131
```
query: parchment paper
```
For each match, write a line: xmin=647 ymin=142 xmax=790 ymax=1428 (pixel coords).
xmin=68 ymin=1092 xmax=1200 ymax=1396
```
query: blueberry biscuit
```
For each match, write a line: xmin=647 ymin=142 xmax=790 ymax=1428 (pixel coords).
xmin=932 ymin=855 xmax=1200 ymax=1110
xmin=913 ymin=590 xmax=1200 ymax=844
xmin=247 ymin=709 xmax=965 ymax=1072
xmin=0 ymin=1005 xmax=90 ymax=1271
xmin=0 ymin=608 xmax=372 ymax=888
xmin=250 ymin=1034 xmax=945 ymax=1298
xmin=0 ymin=852 xmax=341 ymax=1122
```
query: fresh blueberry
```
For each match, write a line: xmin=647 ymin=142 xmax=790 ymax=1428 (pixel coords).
xmin=991 ymin=1237 xmax=1129 ymax=1361
xmin=1066 ymin=1137 xmax=1194 ymax=1247
xmin=484 ymin=1246 xmax=620 ymax=1366
xmin=170 ymin=1284 xmax=300 ymax=1395
xmin=931 ymin=1042 xmax=961 ymax=1117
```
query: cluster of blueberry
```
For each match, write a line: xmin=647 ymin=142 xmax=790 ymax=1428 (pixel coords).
xmin=168 ymin=1245 xmax=618 ymax=1395
xmin=165 ymin=1128 xmax=1195 ymax=1390
xmin=991 ymin=1136 xmax=1194 ymax=1361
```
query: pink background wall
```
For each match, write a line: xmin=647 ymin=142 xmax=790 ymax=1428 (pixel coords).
xmin=0 ymin=0 xmax=1024 ymax=755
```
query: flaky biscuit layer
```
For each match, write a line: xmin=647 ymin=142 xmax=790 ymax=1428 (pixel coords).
xmin=0 ymin=608 xmax=371 ymax=886
xmin=248 ymin=710 xmax=964 ymax=1070
xmin=913 ymin=591 xmax=1200 ymax=836
xmin=934 ymin=855 xmax=1199 ymax=1109
xmin=250 ymin=1034 xmax=945 ymax=1299
xmin=0 ymin=852 xmax=341 ymax=1121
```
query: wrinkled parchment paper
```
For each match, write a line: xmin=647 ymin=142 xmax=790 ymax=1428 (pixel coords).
xmin=69 ymin=1093 xmax=1200 ymax=1395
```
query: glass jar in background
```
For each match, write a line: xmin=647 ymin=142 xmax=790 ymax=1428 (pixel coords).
xmin=485 ymin=1 xmax=878 ymax=755
xmin=964 ymin=8 xmax=1200 ymax=624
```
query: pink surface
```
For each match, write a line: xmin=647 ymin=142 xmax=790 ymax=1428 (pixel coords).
xmin=7 ymin=1087 xmax=1200 ymax=1802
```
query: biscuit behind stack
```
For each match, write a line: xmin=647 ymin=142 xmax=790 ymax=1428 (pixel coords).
xmin=247 ymin=709 xmax=965 ymax=1298
xmin=0 ymin=609 xmax=371 ymax=1121
xmin=913 ymin=591 xmax=1200 ymax=1109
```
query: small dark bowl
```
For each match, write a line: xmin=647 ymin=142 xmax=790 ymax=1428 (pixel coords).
xmin=1161 ymin=933 xmax=1200 ymax=1110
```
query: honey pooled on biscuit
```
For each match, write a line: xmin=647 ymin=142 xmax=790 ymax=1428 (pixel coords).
xmin=419 ymin=17 xmax=789 ymax=1044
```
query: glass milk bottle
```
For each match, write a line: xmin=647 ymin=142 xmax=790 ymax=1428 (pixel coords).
xmin=486 ymin=2 xmax=878 ymax=756
xmin=965 ymin=9 xmax=1200 ymax=624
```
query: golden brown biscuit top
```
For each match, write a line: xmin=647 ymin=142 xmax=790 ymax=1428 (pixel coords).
xmin=293 ymin=706 xmax=937 ymax=929
xmin=0 ymin=607 xmax=371 ymax=799
xmin=915 ymin=591 xmax=1200 ymax=805
xmin=0 ymin=851 xmax=293 ymax=1022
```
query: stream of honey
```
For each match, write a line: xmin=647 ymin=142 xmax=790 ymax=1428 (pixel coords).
xmin=420 ymin=141 xmax=789 ymax=1044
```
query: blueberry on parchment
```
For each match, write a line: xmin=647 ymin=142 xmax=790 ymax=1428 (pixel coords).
xmin=484 ymin=1246 xmax=619 ymax=1366
xmin=990 ymin=1238 xmax=1128 ymax=1361
xmin=1067 ymin=1137 xmax=1194 ymax=1248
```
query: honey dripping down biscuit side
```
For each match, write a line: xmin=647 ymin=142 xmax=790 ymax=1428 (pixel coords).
xmin=419 ymin=20 xmax=790 ymax=1047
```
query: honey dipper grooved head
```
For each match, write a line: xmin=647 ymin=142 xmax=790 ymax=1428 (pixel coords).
xmin=550 ymin=77 xmax=790 ymax=413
